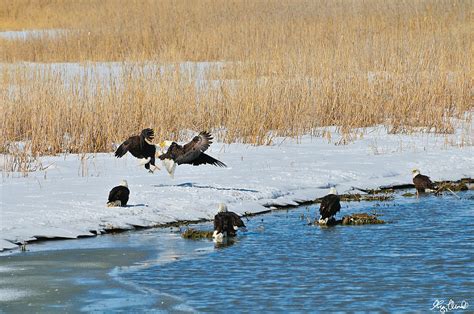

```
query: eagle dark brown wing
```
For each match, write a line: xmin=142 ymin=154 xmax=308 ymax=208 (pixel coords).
xmin=140 ymin=128 xmax=155 ymax=141
xmin=159 ymin=132 xmax=226 ymax=167
xmin=108 ymin=186 xmax=130 ymax=206
xmin=174 ymin=132 xmax=219 ymax=165
xmin=413 ymin=174 xmax=435 ymax=192
xmin=214 ymin=213 xmax=226 ymax=234
xmin=190 ymin=153 xmax=226 ymax=167
xmin=115 ymin=138 xmax=133 ymax=158
xmin=115 ymin=128 xmax=154 ymax=158
xmin=159 ymin=142 xmax=181 ymax=160
xmin=183 ymin=131 xmax=213 ymax=153
xmin=214 ymin=212 xmax=246 ymax=236
xmin=319 ymin=194 xmax=341 ymax=219
xmin=228 ymin=212 xmax=246 ymax=228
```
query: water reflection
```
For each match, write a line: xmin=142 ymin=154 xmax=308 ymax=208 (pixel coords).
xmin=213 ymin=238 xmax=238 ymax=250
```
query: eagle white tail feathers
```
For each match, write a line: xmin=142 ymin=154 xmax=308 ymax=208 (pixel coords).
xmin=318 ymin=217 xmax=329 ymax=224
xmin=162 ymin=159 xmax=176 ymax=178
xmin=138 ymin=157 xmax=151 ymax=166
xmin=213 ymin=230 xmax=226 ymax=243
xmin=107 ymin=200 xmax=122 ymax=207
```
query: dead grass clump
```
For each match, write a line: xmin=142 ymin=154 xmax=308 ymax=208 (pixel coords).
xmin=181 ymin=228 xmax=213 ymax=240
xmin=314 ymin=213 xmax=385 ymax=226
xmin=1 ymin=142 xmax=50 ymax=177
xmin=341 ymin=213 xmax=385 ymax=225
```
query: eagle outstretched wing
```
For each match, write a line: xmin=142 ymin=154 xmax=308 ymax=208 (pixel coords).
xmin=115 ymin=139 xmax=131 ymax=158
xmin=174 ymin=131 xmax=216 ymax=165
xmin=159 ymin=131 xmax=226 ymax=167
xmin=190 ymin=153 xmax=226 ymax=167
xmin=183 ymin=131 xmax=213 ymax=153
xmin=228 ymin=212 xmax=246 ymax=228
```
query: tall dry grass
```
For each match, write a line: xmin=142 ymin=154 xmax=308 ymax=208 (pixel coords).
xmin=0 ymin=0 xmax=472 ymax=157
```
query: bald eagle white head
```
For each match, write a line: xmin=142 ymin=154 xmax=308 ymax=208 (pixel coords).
xmin=218 ymin=203 xmax=228 ymax=213
xmin=329 ymin=187 xmax=338 ymax=195
xmin=119 ymin=180 xmax=128 ymax=188
xmin=412 ymin=169 xmax=421 ymax=178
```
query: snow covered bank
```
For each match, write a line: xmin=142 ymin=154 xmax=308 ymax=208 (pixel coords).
xmin=1 ymin=127 xmax=473 ymax=251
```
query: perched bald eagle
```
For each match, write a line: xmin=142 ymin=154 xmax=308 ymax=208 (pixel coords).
xmin=319 ymin=187 xmax=341 ymax=224
xmin=213 ymin=203 xmax=246 ymax=242
xmin=412 ymin=169 xmax=436 ymax=195
xmin=115 ymin=128 xmax=158 ymax=172
xmin=159 ymin=131 xmax=226 ymax=177
xmin=107 ymin=180 xmax=130 ymax=207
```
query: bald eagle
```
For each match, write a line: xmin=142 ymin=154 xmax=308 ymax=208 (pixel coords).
xmin=213 ymin=203 xmax=246 ymax=242
xmin=115 ymin=128 xmax=158 ymax=172
xmin=412 ymin=169 xmax=436 ymax=196
xmin=107 ymin=180 xmax=130 ymax=207
xmin=159 ymin=131 xmax=226 ymax=177
xmin=319 ymin=187 xmax=341 ymax=224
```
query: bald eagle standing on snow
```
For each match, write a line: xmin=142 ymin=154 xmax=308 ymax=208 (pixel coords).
xmin=107 ymin=180 xmax=130 ymax=207
xmin=159 ymin=131 xmax=226 ymax=178
xmin=115 ymin=128 xmax=158 ymax=172
xmin=319 ymin=187 xmax=341 ymax=224
xmin=213 ymin=203 xmax=246 ymax=241
xmin=412 ymin=169 xmax=436 ymax=196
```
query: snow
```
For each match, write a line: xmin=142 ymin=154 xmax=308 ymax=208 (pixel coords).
xmin=0 ymin=61 xmax=224 ymax=85
xmin=1 ymin=126 xmax=473 ymax=251
xmin=0 ymin=29 xmax=68 ymax=40
xmin=0 ymin=61 xmax=226 ymax=99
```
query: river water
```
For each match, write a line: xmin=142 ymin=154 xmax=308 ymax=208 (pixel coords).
xmin=1 ymin=191 xmax=473 ymax=313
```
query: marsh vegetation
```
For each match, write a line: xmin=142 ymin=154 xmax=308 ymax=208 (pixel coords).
xmin=1 ymin=0 xmax=472 ymax=158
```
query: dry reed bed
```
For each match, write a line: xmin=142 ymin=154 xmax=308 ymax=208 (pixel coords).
xmin=0 ymin=0 xmax=472 ymax=158
xmin=1 ymin=63 xmax=471 ymax=154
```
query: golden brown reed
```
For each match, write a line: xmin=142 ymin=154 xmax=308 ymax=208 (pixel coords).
xmin=0 ymin=0 xmax=472 ymax=158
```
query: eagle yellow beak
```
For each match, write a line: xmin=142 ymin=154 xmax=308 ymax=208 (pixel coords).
xmin=159 ymin=140 xmax=173 ymax=148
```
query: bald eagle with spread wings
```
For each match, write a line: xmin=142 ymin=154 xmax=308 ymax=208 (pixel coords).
xmin=114 ymin=128 xmax=158 ymax=173
xmin=159 ymin=131 xmax=226 ymax=177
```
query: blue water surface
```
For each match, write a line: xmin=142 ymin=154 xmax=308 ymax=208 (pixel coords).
xmin=1 ymin=191 xmax=473 ymax=313
xmin=117 ymin=192 xmax=473 ymax=312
